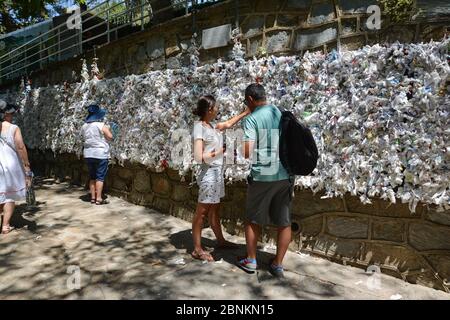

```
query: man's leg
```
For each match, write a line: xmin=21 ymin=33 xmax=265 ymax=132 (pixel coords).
xmin=245 ymin=222 xmax=261 ymax=260
xmin=273 ymin=225 xmax=291 ymax=266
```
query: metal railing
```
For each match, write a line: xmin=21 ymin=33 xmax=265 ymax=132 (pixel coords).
xmin=0 ymin=0 xmax=225 ymax=85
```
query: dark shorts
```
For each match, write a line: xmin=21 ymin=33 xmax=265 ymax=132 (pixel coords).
xmin=245 ymin=178 xmax=294 ymax=227
xmin=86 ymin=158 xmax=109 ymax=182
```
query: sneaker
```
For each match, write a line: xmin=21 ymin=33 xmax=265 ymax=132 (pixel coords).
xmin=269 ymin=260 xmax=285 ymax=278
xmin=236 ymin=257 xmax=257 ymax=273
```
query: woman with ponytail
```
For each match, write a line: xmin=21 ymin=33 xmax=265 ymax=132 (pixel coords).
xmin=191 ymin=95 xmax=250 ymax=261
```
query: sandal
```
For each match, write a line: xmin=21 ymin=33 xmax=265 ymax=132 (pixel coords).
xmin=1 ymin=225 xmax=15 ymax=235
xmin=90 ymin=199 xmax=96 ymax=204
xmin=95 ymin=199 xmax=109 ymax=205
xmin=191 ymin=250 xmax=214 ymax=262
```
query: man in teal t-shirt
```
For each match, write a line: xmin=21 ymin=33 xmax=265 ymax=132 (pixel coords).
xmin=243 ymin=103 xmax=289 ymax=181
xmin=236 ymin=83 xmax=294 ymax=278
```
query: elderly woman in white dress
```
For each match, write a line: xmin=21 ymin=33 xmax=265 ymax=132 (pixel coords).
xmin=0 ymin=100 xmax=32 ymax=234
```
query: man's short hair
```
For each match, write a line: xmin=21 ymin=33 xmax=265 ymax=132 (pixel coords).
xmin=245 ymin=83 xmax=266 ymax=101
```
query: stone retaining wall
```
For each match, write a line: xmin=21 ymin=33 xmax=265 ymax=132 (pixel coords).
xmin=6 ymin=0 xmax=448 ymax=89
xmin=30 ymin=150 xmax=450 ymax=293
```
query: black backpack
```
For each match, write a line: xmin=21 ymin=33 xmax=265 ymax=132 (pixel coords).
xmin=279 ymin=108 xmax=319 ymax=176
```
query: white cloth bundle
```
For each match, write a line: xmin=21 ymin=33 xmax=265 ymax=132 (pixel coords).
xmin=2 ymin=37 xmax=449 ymax=212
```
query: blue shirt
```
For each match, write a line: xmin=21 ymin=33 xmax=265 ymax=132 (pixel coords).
xmin=243 ymin=104 xmax=289 ymax=182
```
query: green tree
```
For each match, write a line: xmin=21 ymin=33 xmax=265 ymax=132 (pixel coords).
xmin=0 ymin=0 xmax=88 ymax=34
xmin=378 ymin=0 xmax=416 ymax=23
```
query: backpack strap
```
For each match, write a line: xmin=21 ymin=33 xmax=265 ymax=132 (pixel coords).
xmin=277 ymin=106 xmax=287 ymax=113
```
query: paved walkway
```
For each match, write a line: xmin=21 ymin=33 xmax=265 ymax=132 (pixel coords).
xmin=0 ymin=179 xmax=448 ymax=300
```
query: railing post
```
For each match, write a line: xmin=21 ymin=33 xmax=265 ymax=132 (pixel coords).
xmin=192 ymin=0 xmax=198 ymax=34
xmin=106 ymin=0 xmax=110 ymax=44
xmin=39 ymin=36 xmax=44 ymax=69
xmin=79 ymin=13 xmax=83 ymax=55
xmin=235 ymin=0 xmax=239 ymax=29
xmin=57 ymin=26 xmax=61 ymax=61
xmin=141 ymin=0 xmax=144 ymax=30
xmin=185 ymin=0 xmax=189 ymax=15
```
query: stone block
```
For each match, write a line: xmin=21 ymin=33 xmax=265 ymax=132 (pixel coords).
xmin=309 ymin=2 xmax=336 ymax=25
xmin=255 ymin=0 xmax=279 ymax=12
xmin=327 ymin=216 xmax=369 ymax=239
xmin=171 ymin=184 xmax=190 ymax=202
xmin=248 ymin=37 xmax=263 ymax=57
xmin=426 ymin=254 xmax=450 ymax=284
xmin=135 ymin=44 xmax=148 ymax=64
xmin=276 ymin=15 xmax=298 ymax=27
xmin=151 ymin=175 xmax=171 ymax=196
xmin=408 ymin=223 xmax=450 ymax=251
xmin=344 ymin=194 xmax=423 ymax=218
xmin=292 ymin=190 xmax=345 ymax=218
xmin=285 ymin=0 xmax=311 ymax=10
xmin=166 ymin=45 xmax=180 ymax=57
xmin=152 ymin=197 xmax=171 ymax=214
xmin=129 ymin=191 xmax=146 ymax=206
xmin=166 ymin=169 xmax=181 ymax=181
xmin=113 ymin=177 xmax=128 ymax=191
xmin=133 ymin=170 xmax=151 ymax=193
xmin=338 ymin=0 xmax=377 ymax=13
xmin=361 ymin=243 xmax=424 ymax=274
xmin=372 ymin=219 xmax=405 ymax=242
xmin=145 ymin=36 xmax=165 ymax=60
xmin=190 ymin=186 xmax=199 ymax=199
xmin=405 ymin=270 xmax=445 ymax=291
xmin=297 ymin=215 xmax=323 ymax=237
xmin=166 ymin=56 xmax=182 ymax=69
xmin=171 ymin=205 xmax=194 ymax=222
xmin=302 ymin=235 xmax=364 ymax=259
xmin=425 ymin=207 xmax=450 ymax=226
xmin=242 ymin=16 xmax=264 ymax=38
xmin=266 ymin=31 xmax=291 ymax=53
xmin=295 ymin=26 xmax=337 ymax=50
xmin=117 ymin=167 xmax=134 ymax=180
xmin=220 ymin=203 xmax=233 ymax=219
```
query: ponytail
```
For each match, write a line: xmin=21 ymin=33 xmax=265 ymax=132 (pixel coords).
xmin=193 ymin=95 xmax=216 ymax=119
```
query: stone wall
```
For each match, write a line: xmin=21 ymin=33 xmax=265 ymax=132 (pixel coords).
xmin=30 ymin=150 xmax=450 ymax=293
xmin=5 ymin=0 xmax=449 ymax=89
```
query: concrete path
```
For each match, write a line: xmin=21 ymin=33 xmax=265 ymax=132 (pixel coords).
xmin=0 ymin=179 xmax=448 ymax=300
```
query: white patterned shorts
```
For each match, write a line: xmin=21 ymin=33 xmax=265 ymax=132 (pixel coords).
xmin=196 ymin=165 xmax=225 ymax=204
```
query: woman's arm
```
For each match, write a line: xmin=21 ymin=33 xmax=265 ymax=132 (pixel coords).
xmin=193 ymin=139 xmax=224 ymax=164
xmin=215 ymin=107 xmax=251 ymax=131
xmin=102 ymin=125 xmax=113 ymax=141
xmin=13 ymin=127 xmax=31 ymax=177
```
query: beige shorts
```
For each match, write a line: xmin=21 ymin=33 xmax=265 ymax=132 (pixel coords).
xmin=196 ymin=165 xmax=225 ymax=204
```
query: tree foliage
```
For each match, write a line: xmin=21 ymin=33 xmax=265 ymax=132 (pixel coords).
xmin=0 ymin=0 xmax=87 ymax=34
xmin=378 ymin=0 xmax=415 ymax=23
